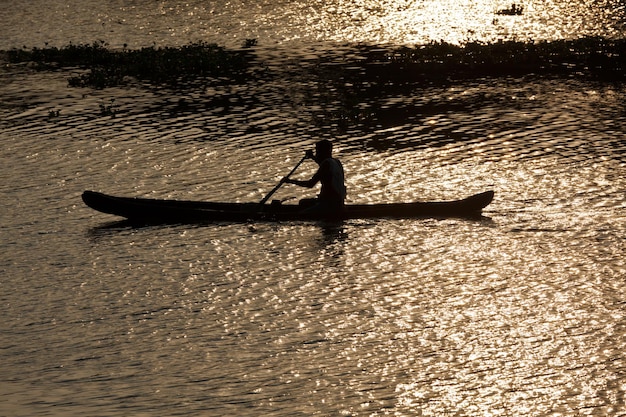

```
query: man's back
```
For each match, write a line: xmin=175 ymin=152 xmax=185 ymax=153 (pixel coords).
xmin=318 ymin=157 xmax=346 ymax=203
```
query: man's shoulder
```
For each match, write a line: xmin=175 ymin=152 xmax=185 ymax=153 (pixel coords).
xmin=321 ymin=157 xmax=342 ymax=167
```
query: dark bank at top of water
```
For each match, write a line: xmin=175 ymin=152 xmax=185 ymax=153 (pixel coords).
xmin=4 ymin=37 xmax=626 ymax=90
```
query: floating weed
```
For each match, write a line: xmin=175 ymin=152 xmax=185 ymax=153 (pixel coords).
xmin=7 ymin=40 xmax=255 ymax=88
xmin=243 ymin=38 xmax=258 ymax=48
xmin=99 ymin=99 xmax=118 ymax=117
xmin=4 ymin=37 xmax=625 ymax=91
xmin=496 ymin=3 xmax=524 ymax=15
xmin=380 ymin=37 xmax=625 ymax=81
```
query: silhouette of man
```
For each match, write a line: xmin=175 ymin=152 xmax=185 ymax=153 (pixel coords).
xmin=282 ymin=140 xmax=347 ymax=215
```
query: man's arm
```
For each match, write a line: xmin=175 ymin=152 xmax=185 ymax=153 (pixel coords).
xmin=281 ymin=151 xmax=324 ymax=188
xmin=284 ymin=172 xmax=320 ymax=188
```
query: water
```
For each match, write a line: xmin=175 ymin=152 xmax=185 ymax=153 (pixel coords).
xmin=1 ymin=0 xmax=626 ymax=416
xmin=0 ymin=0 xmax=625 ymax=49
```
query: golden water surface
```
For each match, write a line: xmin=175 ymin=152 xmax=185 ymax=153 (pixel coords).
xmin=1 ymin=0 xmax=625 ymax=415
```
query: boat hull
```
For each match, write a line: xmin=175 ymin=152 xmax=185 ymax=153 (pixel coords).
xmin=82 ymin=190 xmax=494 ymax=224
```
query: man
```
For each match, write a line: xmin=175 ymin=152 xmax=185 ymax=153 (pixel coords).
xmin=282 ymin=140 xmax=347 ymax=215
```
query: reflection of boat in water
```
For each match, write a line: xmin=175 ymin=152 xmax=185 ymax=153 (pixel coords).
xmin=82 ymin=190 xmax=495 ymax=224
xmin=497 ymin=3 xmax=524 ymax=15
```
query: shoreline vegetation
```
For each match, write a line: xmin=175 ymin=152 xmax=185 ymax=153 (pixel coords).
xmin=3 ymin=37 xmax=625 ymax=89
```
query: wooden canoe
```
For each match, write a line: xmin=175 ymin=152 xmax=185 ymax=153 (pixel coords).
xmin=82 ymin=190 xmax=494 ymax=224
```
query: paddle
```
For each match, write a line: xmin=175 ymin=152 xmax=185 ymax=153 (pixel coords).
xmin=259 ymin=153 xmax=309 ymax=205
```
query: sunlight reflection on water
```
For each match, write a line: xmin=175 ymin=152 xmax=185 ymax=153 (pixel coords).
xmin=1 ymin=0 xmax=625 ymax=49
xmin=1 ymin=32 xmax=625 ymax=417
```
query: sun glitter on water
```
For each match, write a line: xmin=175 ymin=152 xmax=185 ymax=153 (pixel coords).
xmin=294 ymin=0 xmax=618 ymax=46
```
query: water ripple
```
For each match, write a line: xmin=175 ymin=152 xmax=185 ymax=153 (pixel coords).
xmin=1 ymin=41 xmax=625 ymax=416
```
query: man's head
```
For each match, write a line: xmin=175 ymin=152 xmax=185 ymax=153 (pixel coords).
xmin=315 ymin=139 xmax=333 ymax=160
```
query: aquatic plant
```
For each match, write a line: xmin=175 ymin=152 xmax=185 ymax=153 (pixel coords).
xmin=4 ymin=37 xmax=624 ymax=90
xmin=496 ymin=3 xmax=524 ymax=15
xmin=99 ymin=98 xmax=117 ymax=117
xmin=7 ymin=40 xmax=255 ymax=88
xmin=376 ymin=37 xmax=625 ymax=82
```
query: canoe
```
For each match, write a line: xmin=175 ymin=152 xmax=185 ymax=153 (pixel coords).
xmin=82 ymin=190 xmax=494 ymax=224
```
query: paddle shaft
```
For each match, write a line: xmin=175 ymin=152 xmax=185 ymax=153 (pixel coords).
xmin=260 ymin=154 xmax=308 ymax=205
